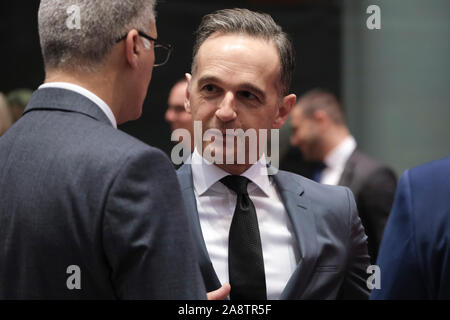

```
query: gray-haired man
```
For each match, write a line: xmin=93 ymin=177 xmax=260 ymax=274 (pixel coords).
xmin=0 ymin=0 xmax=206 ymax=299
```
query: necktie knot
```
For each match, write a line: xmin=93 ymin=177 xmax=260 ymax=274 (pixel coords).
xmin=220 ymin=175 xmax=250 ymax=195
xmin=312 ymin=162 xmax=327 ymax=182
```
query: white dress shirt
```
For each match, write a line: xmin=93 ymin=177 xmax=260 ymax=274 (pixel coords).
xmin=320 ymin=135 xmax=357 ymax=185
xmin=191 ymin=149 xmax=300 ymax=300
xmin=38 ymin=82 xmax=117 ymax=128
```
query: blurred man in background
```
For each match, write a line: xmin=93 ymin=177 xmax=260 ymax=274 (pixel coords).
xmin=290 ymin=88 xmax=397 ymax=263
xmin=7 ymin=88 xmax=33 ymax=123
xmin=165 ymin=78 xmax=194 ymax=164
xmin=166 ymin=78 xmax=193 ymax=138
xmin=0 ymin=93 xmax=13 ymax=136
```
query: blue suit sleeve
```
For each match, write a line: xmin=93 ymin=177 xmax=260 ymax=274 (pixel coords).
xmin=370 ymin=170 xmax=426 ymax=299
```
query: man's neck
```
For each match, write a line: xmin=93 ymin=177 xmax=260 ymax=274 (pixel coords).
xmin=214 ymin=163 xmax=253 ymax=176
xmin=193 ymin=148 xmax=263 ymax=176
xmin=322 ymin=127 xmax=351 ymax=160
xmin=44 ymin=69 xmax=121 ymax=123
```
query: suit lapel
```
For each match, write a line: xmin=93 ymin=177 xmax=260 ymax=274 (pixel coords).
xmin=177 ymin=164 xmax=222 ymax=292
xmin=338 ymin=150 xmax=358 ymax=187
xmin=178 ymin=165 xmax=320 ymax=298
xmin=273 ymin=171 xmax=319 ymax=299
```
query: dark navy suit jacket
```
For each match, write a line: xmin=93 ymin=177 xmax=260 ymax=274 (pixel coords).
xmin=0 ymin=88 xmax=205 ymax=299
xmin=371 ymin=156 xmax=450 ymax=299
xmin=339 ymin=150 xmax=397 ymax=264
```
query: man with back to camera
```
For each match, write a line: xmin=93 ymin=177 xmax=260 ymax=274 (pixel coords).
xmin=177 ymin=8 xmax=371 ymax=300
xmin=290 ymin=89 xmax=397 ymax=264
xmin=0 ymin=0 xmax=209 ymax=299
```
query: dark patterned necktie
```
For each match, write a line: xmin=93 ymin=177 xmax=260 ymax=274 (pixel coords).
xmin=220 ymin=175 xmax=267 ymax=300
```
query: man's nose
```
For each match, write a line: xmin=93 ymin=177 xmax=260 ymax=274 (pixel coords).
xmin=215 ymin=92 xmax=237 ymax=123
xmin=290 ymin=135 xmax=295 ymax=146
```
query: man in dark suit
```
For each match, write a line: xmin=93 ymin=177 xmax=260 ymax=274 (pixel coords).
xmin=0 ymin=0 xmax=206 ymax=299
xmin=290 ymin=89 xmax=397 ymax=264
xmin=371 ymin=156 xmax=450 ymax=299
xmin=177 ymin=8 xmax=370 ymax=300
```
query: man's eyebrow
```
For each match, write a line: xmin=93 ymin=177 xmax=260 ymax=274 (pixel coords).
xmin=239 ymin=83 xmax=266 ymax=101
xmin=197 ymin=75 xmax=266 ymax=100
xmin=197 ymin=75 xmax=222 ymax=87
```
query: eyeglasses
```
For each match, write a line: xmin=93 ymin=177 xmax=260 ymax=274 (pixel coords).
xmin=116 ymin=30 xmax=172 ymax=67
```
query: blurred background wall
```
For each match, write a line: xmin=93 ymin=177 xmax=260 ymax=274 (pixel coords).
xmin=1 ymin=0 xmax=449 ymax=175
xmin=342 ymin=0 xmax=450 ymax=174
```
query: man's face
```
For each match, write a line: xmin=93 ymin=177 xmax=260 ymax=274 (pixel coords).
xmin=290 ymin=106 xmax=322 ymax=161
xmin=186 ymin=33 xmax=291 ymax=167
xmin=165 ymin=81 xmax=192 ymax=133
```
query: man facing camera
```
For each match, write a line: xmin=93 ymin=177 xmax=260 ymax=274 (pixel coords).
xmin=290 ymin=89 xmax=397 ymax=264
xmin=177 ymin=8 xmax=370 ymax=300
xmin=0 ymin=0 xmax=205 ymax=299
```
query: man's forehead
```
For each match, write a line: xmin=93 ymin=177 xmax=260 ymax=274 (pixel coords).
xmin=194 ymin=33 xmax=280 ymax=86
xmin=197 ymin=33 xmax=278 ymax=64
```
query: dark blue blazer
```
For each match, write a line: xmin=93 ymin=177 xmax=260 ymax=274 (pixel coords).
xmin=371 ymin=156 xmax=450 ymax=299
xmin=0 ymin=88 xmax=205 ymax=299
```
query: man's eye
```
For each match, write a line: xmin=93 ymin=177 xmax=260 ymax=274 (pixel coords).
xmin=240 ymin=91 xmax=257 ymax=100
xmin=202 ymin=84 xmax=216 ymax=92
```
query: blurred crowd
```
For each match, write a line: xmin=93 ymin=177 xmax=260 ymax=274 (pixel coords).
xmin=0 ymin=89 xmax=32 ymax=136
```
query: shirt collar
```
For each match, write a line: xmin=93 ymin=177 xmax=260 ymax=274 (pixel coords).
xmin=324 ymin=135 xmax=357 ymax=169
xmin=38 ymin=82 xmax=117 ymax=128
xmin=191 ymin=148 xmax=271 ymax=197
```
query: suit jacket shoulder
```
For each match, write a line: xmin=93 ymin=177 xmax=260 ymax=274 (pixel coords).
xmin=0 ymin=88 xmax=205 ymax=299
xmin=275 ymin=170 xmax=357 ymax=233
xmin=340 ymin=150 xmax=396 ymax=193
xmin=372 ymin=156 xmax=450 ymax=299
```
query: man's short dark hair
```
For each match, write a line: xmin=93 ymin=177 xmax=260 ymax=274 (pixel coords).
xmin=297 ymin=89 xmax=346 ymax=125
xmin=191 ymin=8 xmax=295 ymax=96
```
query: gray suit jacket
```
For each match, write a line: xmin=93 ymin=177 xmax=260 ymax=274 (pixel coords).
xmin=0 ymin=88 xmax=205 ymax=299
xmin=177 ymin=164 xmax=370 ymax=299
xmin=339 ymin=150 xmax=397 ymax=264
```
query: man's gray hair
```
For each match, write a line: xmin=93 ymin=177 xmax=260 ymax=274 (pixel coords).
xmin=192 ymin=8 xmax=295 ymax=96
xmin=38 ymin=0 xmax=156 ymax=71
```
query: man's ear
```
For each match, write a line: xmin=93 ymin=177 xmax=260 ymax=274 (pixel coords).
xmin=272 ymin=94 xmax=296 ymax=129
xmin=125 ymin=29 xmax=140 ymax=68
xmin=184 ymin=73 xmax=192 ymax=114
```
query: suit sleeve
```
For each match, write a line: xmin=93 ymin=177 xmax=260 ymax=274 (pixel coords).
xmin=357 ymin=167 xmax=397 ymax=262
xmin=370 ymin=170 xmax=426 ymax=299
xmin=339 ymin=187 xmax=371 ymax=299
xmin=102 ymin=147 xmax=206 ymax=299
